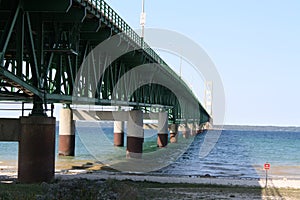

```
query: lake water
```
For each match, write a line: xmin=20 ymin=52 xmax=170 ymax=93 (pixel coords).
xmin=0 ymin=123 xmax=299 ymax=179
xmin=157 ymin=128 xmax=300 ymax=179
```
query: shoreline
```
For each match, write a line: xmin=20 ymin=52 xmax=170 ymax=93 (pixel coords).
xmin=1 ymin=157 xmax=300 ymax=189
xmin=1 ymin=168 xmax=300 ymax=189
xmin=2 ymin=176 xmax=300 ymax=200
xmin=1 ymin=158 xmax=300 ymax=189
xmin=57 ymin=171 xmax=300 ymax=189
xmin=1 ymin=160 xmax=300 ymax=178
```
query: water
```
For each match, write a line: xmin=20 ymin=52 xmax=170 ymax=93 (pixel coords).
xmin=158 ymin=129 xmax=300 ymax=179
xmin=0 ymin=124 xmax=300 ymax=179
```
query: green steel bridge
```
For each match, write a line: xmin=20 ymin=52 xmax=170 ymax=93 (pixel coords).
xmin=0 ymin=0 xmax=213 ymax=183
xmin=0 ymin=0 xmax=210 ymax=124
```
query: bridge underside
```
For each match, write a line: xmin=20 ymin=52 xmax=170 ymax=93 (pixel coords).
xmin=0 ymin=0 xmax=210 ymax=124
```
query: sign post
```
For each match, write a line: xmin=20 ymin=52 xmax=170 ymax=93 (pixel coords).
xmin=264 ymin=162 xmax=271 ymax=188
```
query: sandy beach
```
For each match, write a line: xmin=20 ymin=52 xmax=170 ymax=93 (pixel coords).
xmin=2 ymin=168 xmax=300 ymax=189
xmin=1 ymin=165 xmax=300 ymax=199
xmin=1 ymin=160 xmax=300 ymax=189
xmin=56 ymin=171 xmax=300 ymax=189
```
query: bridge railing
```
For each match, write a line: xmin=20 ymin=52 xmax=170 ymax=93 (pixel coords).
xmin=0 ymin=102 xmax=54 ymax=117
xmin=86 ymin=0 xmax=169 ymax=69
xmin=85 ymin=0 xmax=197 ymax=100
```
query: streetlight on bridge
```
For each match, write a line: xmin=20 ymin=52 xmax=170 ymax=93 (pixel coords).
xmin=140 ymin=0 xmax=146 ymax=39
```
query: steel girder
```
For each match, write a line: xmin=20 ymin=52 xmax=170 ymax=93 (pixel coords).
xmin=0 ymin=0 xmax=210 ymax=123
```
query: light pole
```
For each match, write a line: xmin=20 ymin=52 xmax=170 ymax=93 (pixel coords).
xmin=179 ymin=55 xmax=182 ymax=78
xmin=140 ymin=0 xmax=146 ymax=39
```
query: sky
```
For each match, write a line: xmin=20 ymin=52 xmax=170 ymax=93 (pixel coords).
xmin=104 ymin=0 xmax=300 ymax=126
xmin=1 ymin=1 xmax=299 ymax=126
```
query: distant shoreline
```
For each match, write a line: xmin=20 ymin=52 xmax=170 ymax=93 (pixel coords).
xmin=213 ymin=124 xmax=300 ymax=132
xmin=57 ymin=121 xmax=300 ymax=130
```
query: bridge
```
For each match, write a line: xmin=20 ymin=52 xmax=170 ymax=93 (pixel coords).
xmin=0 ymin=0 xmax=211 ymax=183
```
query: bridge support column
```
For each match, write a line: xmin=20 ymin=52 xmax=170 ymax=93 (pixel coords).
xmin=196 ymin=124 xmax=203 ymax=134
xmin=127 ymin=110 xmax=144 ymax=159
xmin=18 ymin=116 xmax=56 ymax=183
xmin=182 ymin=124 xmax=190 ymax=139
xmin=193 ymin=124 xmax=197 ymax=136
xmin=157 ymin=112 xmax=168 ymax=148
xmin=114 ymin=121 xmax=124 ymax=147
xmin=59 ymin=107 xmax=75 ymax=156
xmin=188 ymin=123 xmax=196 ymax=136
xmin=169 ymin=124 xmax=178 ymax=143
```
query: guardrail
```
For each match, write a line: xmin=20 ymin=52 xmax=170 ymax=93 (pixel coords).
xmin=84 ymin=0 xmax=199 ymax=103
xmin=0 ymin=102 xmax=54 ymax=117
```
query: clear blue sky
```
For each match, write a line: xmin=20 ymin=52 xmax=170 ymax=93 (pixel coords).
xmin=105 ymin=0 xmax=300 ymax=126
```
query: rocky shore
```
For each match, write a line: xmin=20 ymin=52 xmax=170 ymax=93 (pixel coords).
xmin=1 ymin=170 xmax=300 ymax=199
xmin=58 ymin=170 xmax=300 ymax=189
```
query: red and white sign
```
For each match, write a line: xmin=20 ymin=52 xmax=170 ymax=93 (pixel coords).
xmin=264 ymin=163 xmax=271 ymax=170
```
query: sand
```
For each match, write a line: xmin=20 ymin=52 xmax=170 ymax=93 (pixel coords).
xmin=1 ymin=170 xmax=300 ymax=199
xmin=1 ymin=162 xmax=300 ymax=189
xmin=55 ymin=170 xmax=300 ymax=189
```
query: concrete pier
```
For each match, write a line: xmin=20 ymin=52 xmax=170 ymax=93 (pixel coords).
xmin=182 ymin=125 xmax=190 ymax=139
xmin=157 ymin=112 xmax=168 ymax=147
xmin=59 ymin=107 xmax=75 ymax=156
xmin=169 ymin=124 xmax=178 ymax=143
xmin=18 ymin=116 xmax=56 ymax=183
xmin=188 ymin=123 xmax=196 ymax=136
xmin=126 ymin=110 xmax=144 ymax=158
xmin=0 ymin=119 xmax=20 ymax=141
xmin=196 ymin=124 xmax=203 ymax=134
xmin=114 ymin=121 xmax=125 ymax=147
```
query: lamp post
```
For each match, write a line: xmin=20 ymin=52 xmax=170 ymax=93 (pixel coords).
xmin=140 ymin=0 xmax=146 ymax=39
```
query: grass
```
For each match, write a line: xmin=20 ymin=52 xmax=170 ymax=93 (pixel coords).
xmin=0 ymin=179 xmax=300 ymax=199
xmin=0 ymin=183 xmax=43 ymax=200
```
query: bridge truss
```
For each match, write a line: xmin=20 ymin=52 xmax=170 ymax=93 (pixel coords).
xmin=0 ymin=0 xmax=210 ymax=124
